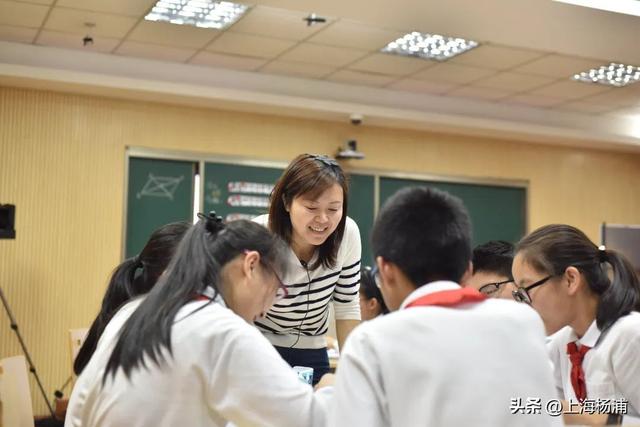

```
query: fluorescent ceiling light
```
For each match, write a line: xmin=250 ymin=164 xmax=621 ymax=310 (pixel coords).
xmin=381 ymin=32 xmax=478 ymax=61
xmin=553 ymin=0 xmax=640 ymax=17
xmin=573 ymin=63 xmax=640 ymax=87
xmin=145 ymin=0 xmax=248 ymax=29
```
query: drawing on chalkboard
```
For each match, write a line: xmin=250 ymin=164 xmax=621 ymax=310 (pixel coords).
xmin=205 ymin=182 xmax=222 ymax=205
xmin=137 ymin=173 xmax=184 ymax=200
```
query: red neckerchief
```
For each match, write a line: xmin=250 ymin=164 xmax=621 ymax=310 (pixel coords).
xmin=404 ymin=287 xmax=487 ymax=309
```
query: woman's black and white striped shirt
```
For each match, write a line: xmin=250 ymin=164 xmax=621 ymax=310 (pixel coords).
xmin=253 ymin=215 xmax=362 ymax=349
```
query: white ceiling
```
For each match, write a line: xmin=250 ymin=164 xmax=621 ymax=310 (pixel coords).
xmin=1 ymin=0 xmax=640 ymax=150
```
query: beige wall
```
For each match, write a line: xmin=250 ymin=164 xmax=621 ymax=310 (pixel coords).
xmin=1 ymin=86 xmax=639 ymax=415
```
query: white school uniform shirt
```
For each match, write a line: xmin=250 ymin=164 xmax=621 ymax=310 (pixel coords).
xmin=65 ymin=292 xmax=332 ymax=427
xmin=330 ymin=281 xmax=562 ymax=427
xmin=253 ymin=215 xmax=361 ymax=349
xmin=548 ymin=311 xmax=640 ymax=417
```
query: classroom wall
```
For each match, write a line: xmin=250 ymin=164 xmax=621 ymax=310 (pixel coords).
xmin=1 ymin=86 xmax=639 ymax=415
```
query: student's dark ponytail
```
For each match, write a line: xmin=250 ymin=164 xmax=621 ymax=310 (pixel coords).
xmin=517 ymin=224 xmax=640 ymax=332
xmin=103 ymin=217 xmax=288 ymax=383
xmin=598 ymin=249 xmax=640 ymax=330
xmin=73 ymin=222 xmax=190 ymax=375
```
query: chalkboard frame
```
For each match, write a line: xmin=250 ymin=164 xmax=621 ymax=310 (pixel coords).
xmin=124 ymin=147 xmax=529 ymax=261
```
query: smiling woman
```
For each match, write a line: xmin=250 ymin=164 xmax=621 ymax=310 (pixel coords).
xmin=253 ymin=154 xmax=362 ymax=385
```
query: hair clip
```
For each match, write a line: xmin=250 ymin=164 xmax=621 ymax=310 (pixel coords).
xmin=308 ymin=154 xmax=339 ymax=168
xmin=197 ymin=211 xmax=225 ymax=234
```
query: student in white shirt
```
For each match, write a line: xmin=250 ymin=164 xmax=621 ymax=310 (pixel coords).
xmin=331 ymin=186 xmax=561 ymax=427
xmin=512 ymin=224 xmax=640 ymax=424
xmin=254 ymin=154 xmax=361 ymax=385
xmin=73 ymin=221 xmax=190 ymax=376
xmin=65 ymin=214 xmax=333 ymax=427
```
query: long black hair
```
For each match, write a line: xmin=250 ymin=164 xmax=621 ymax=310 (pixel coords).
xmin=517 ymin=224 xmax=640 ymax=332
xmin=74 ymin=221 xmax=190 ymax=375
xmin=103 ymin=217 xmax=288 ymax=382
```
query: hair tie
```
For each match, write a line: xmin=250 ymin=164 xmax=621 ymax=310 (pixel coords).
xmin=132 ymin=254 xmax=143 ymax=268
xmin=598 ymin=245 xmax=608 ymax=263
xmin=198 ymin=210 xmax=225 ymax=234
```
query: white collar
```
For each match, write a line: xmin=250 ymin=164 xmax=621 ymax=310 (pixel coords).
xmin=400 ymin=281 xmax=461 ymax=310
xmin=201 ymin=286 xmax=226 ymax=307
xmin=570 ymin=318 xmax=601 ymax=348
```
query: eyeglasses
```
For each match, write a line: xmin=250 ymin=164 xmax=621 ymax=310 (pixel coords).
xmin=244 ymin=250 xmax=288 ymax=302
xmin=512 ymin=275 xmax=554 ymax=305
xmin=478 ymin=279 xmax=514 ymax=297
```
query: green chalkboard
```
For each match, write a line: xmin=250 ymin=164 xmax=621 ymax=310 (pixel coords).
xmin=203 ymin=162 xmax=284 ymax=221
xmin=348 ymin=173 xmax=375 ymax=267
xmin=379 ymin=177 xmax=526 ymax=247
xmin=126 ymin=157 xmax=195 ymax=258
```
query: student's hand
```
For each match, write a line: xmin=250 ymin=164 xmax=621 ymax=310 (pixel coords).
xmin=314 ymin=373 xmax=335 ymax=390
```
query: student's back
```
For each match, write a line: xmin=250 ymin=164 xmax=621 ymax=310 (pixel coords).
xmin=338 ymin=290 xmax=557 ymax=426
xmin=330 ymin=187 xmax=560 ymax=427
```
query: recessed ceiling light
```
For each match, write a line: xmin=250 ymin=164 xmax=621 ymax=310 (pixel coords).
xmin=573 ymin=63 xmax=640 ymax=87
xmin=145 ymin=0 xmax=248 ymax=29
xmin=553 ymin=0 xmax=640 ymax=18
xmin=381 ymin=32 xmax=479 ymax=61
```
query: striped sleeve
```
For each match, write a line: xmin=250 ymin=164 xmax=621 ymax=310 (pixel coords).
xmin=332 ymin=217 xmax=362 ymax=320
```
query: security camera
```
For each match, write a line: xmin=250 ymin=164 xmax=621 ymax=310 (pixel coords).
xmin=350 ymin=114 xmax=363 ymax=126
xmin=83 ymin=35 xmax=94 ymax=47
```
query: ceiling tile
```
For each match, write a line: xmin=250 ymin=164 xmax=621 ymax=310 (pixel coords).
xmin=576 ymin=88 xmax=640 ymax=108
xmin=387 ymin=79 xmax=456 ymax=95
xmin=348 ymin=53 xmax=431 ymax=76
xmin=229 ymin=6 xmax=328 ymax=41
xmin=116 ymin=41 xmax=195 ymax=62
xmin=501 ymin=94 xmax=565 ymax=108
xmin=36 ymin=30 xmax=120 ymax=52
xmin=412 ymin=63 xmax=495 ymax=85
xmin=529 ymin=80 xmax=611 ymax=100
xmin=512 ymin=54 xmax=606 ymax=78
xmin=189 ymin=51 xmax=267 ymax=71
xmin=449 ymin=44 xmax=546 ymax=70
xmin=447 ymin=86 xmax=513 ymax=101
xmin=0 ymin=24 xmax=38 ymax=43
xmin=56 ymin=0 xmax=154 ymax=17
xmin=278 ymin=43 xmax=367 ymax=67
xmin=261 ymin=60 xmax=336 ymax=79
xmin=325 ymin=70 xmax=397 ymax=87
xmin=471 ymin=71 xmax=557 ymax=93
xmin=556 ymin=101 xmax=618 ymax=114
xmin=608 ymin=106 xmax=640 ymax=117
xmin=205 ymin=32 xmax=295 ymax=59
xmin=307 ymin=20 xmax=402 ymax=50
xmin=0 ymin=0 xmax=49 ymax=28
xmin=44 ymin=7 xmax=138 ymax=38
xmin=127 ymin=20 xmax=218 ymax=49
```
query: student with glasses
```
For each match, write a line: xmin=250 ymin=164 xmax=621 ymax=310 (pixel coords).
xmin=253 ymin=154 xmax=361 ymax=386
xmin=66 ymin=215 xmax=333 ymax=427
xmin=464 ymin=240 xmax=516 ymax=298
xmin=512 ymin=224 xmax=640 ymax=424
xmin=331 ymin=187 xmax=560 ymax=427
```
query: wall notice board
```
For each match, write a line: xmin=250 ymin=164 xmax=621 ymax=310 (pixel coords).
xmin=125 ymin=150 xmax=527 ymax=266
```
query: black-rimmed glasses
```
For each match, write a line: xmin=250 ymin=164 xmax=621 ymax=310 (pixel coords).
xmin=269 ymin=266 xmax=288 ymax=302
xmin=512 ymin=275 xmax=553 ymax=305
xmin=478 ymin=279 xmax=514 ymax=297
